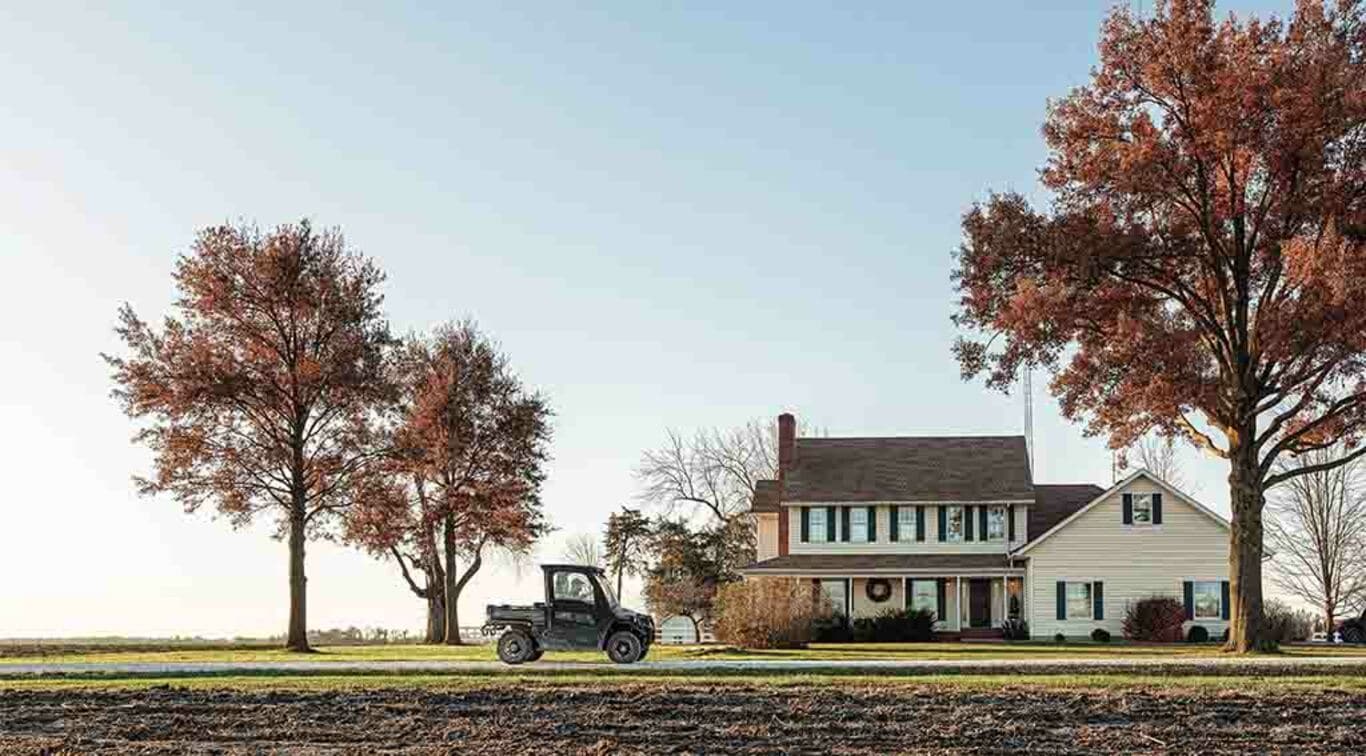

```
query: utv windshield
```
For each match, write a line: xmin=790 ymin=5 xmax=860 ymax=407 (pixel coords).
xmin=594 ymin=573 xmax=620 ymax=609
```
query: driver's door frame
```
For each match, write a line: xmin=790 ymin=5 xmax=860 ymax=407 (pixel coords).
xmin=543 ymin=568 xmax=605 ymax=649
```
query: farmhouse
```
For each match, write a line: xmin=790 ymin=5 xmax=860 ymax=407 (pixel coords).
xmin=743 ymin=414 xmax=1232 ymax=640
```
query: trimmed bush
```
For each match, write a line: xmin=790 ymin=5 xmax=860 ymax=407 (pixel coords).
xmin=1002 ymin=618 xmax=1030 ymax=641
xmin=1122 ymin=596 xmax=1186 ymax=642
xmin=1187 ymin=624 xmax=1210 ymax=643
xmin=713 ymin=578 xmax=829 ymax=649
xmin=851 ymin=608 xmax=937 ymax=642
xmin=1053 ymin=632 xmax=1066 ymax=643
xmin=1091 ymin=628 xmax=1112 ymax=643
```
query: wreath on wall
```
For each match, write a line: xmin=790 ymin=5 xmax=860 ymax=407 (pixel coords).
xmin=865 ymin=578 xmax=893 ymax=603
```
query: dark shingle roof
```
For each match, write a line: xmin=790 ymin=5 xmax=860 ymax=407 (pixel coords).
xmin=1030 ymin=484 xmax=1105 ymax=541
xmin=751 ymin=480 xmax=779 ymax=513
xmin=782 ymin=436 xmax=1034 ymax=503
xmin=743 ymin=553 xmax=1024 ymax=574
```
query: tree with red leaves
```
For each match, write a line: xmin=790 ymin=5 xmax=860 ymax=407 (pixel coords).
xmin=952 ymin=0 xmax=1366 ymax=651
xmin=346 ymin=321 xmax=551 ymax=644
xmin=105 ymin=221 xmax=395 ymax=651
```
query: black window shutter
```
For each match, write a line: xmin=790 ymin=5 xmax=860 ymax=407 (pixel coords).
xmin=889 ymin=507 xmax=900 ymax=542
xmin=867 ymin=506 xmax=877 ymax=541
xmin=826 ymin=506 xmax=836 ymax=542
xmin=1221 ymin=580 xmax=1230 ymax=620
xmin=1153 ymin=493 xmax=1164 ymax=525
xmin=1093 ymin=581 xmax=1104 ymax=620
xmin=1007 ymin=504 xmax=1016 ymax=541
xmin=1056 ymin=581 xmax=1066 ymax=620
xmin=800 ymin=507 xmax=809 ymax=542
xmin=936 ymin=578 xmax=946 ymax=623
xmin=937 ymin=506 xmax=947 ymax=542
xmin=916 ymin=505 xmax=926 ymax=542
xmin=964 ymin=506 xmax=975 ymax=542
xmin=840 ymin=507 xmax=851 ymax=542
xmin=1183 ymin=581 xmax=1194 ymax=620
xmin=979 ymin=506 xmax=989 ymax=541
xmin=1122 ymin=493 xmax=1133 ymax=525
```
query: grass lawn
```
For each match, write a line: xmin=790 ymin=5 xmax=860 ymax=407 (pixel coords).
xmin=4 ymin=640 xmax=1366 ymax=665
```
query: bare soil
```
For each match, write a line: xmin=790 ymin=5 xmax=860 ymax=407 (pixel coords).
xmin=2 ymin=682 xmax=1362 ymax=754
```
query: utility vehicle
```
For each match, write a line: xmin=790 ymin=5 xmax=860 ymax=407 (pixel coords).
xmin=483 ymin=564 xmax=655 ymax=664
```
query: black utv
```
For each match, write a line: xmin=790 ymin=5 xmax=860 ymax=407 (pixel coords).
xmin=483 ymin=564 xmax=655 ymax=664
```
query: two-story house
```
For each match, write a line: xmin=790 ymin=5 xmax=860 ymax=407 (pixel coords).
xmin=743 ymin=413 xmax=1232 ymax=640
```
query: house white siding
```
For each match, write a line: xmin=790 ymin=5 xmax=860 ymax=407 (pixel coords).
xmin=785 ymin=503 xmax=1029 ymax=554
xmin=1026 ymin=477 xmax=1230 ymax=639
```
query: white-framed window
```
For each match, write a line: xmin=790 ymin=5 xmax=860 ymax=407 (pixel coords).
xmin=820 ymin=579 xmax=849 ymax=617
xmin=809 ymin=508 xmax=828 ymax=543
xmin=898 ymin=506 xmax=916 ymax=542
xmin=1066 ymin=582 xmax=1093 ymax=620
xmin=945 ymin=506 xmax=965 ymax=542
xmin=1193 ymin=581 xmax=1222 ymax=620
xmin=850 ymin=507 xmax=868 ymax=543
xmin=909 ymin=579 xmax=937 ymax=616
xmin=1131 ymin=493 xmax=1154 ymax=525
xmin=987 ymin=505 xmax=1007 ymax=541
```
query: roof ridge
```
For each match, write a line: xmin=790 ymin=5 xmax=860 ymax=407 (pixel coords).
xmin=796 ymin=435 xmax=1027 ymax=442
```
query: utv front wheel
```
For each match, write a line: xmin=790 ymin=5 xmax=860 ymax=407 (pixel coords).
xmin=497 ymin=629 xmax=535 ymax=664
xmin=605 ymin=631 xmax=644 ymax=664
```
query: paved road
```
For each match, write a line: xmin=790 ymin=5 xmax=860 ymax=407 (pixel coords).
xmin=4 ymin=655 xmax=1366 ymax=677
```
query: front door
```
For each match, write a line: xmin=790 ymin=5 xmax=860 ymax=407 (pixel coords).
xmin=968 ymin=579 xmax=992 ymax=628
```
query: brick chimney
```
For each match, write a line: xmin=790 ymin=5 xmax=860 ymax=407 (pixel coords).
xmin=776 ymin=412 xmax=796 ymax=556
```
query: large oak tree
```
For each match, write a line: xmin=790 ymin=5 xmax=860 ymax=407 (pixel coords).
xmin=106 ymin=221 xmax=394 ymax=651
xmin=347 ymin=322 xmax=550 ymax=644
xmin=952 ymin=0 xmax=1366 ymax=650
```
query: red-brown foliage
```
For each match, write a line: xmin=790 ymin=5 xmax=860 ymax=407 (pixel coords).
xmin=1122 ymin=596 xmax=1188 ymax=643
xmin=952 ymin=0 xmax=1366 ymax=651
xmin=105 ymin=221 xmax=394 ymax=650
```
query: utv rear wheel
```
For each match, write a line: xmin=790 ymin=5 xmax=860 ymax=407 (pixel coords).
xmin=498 ymin=629 xmax=535 ymax=664
xmin=527 ymin=646 xmax=544 ymax=661
xmin=606 ymin=630 xmax=644 ymax=664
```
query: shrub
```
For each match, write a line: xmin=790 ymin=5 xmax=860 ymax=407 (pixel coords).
xmin=812 ymin=618 xmax=853 ymax=643
xmin=712 ymin=578 xmax=829 ymax=649
xmin=1091 ymin=628 xmax=1112 ymax=643
xmin=1263 ymin=600 xmax=1313 ymax=644
xmin=1122 ymin=596 xmax=1186 ymax=642
xmin=1002 ymin=618 xmax=1030 ymax=641
xmin=1053 ymin=632 xmax=1066 ymax=643
xmin=851 ymin=608 xmax=937 ymax=642
xmin=1187 ymin=625 xmax=1210 ymax=643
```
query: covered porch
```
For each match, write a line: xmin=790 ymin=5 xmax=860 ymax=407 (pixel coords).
xmin=740 ymin=553 xmax=1028 ymax=636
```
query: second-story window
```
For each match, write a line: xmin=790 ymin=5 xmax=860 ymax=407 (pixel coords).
xmin=1131 ymin=494 xmax=1154 ymax=525
xmin=945 ymin=506 xmax=965 ymax=542
xmin=809 ymin=507 xmax=828 ymax=543
xmin=850 ymin=507 xmax=868 ymax=543
xmin=987 ymin=505 xmax=1007 ymax=541
xmin=898 ymin=506 xmax=916 ymax=542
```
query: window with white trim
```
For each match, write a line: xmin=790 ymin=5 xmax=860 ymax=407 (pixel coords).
xmin=809 ymin=508 xmax=828 ymax=543
xmin=987 ymin=505 xmax=1007 ymax=541
xmin=945 ymin=506 xmax=965 ymax=542
xmin=898 ymin=506 xmax=915 ymax=542
xmin=1193 ymin=581 xmax=1222 ymax=620
xmin=909 ymin=579 xmax=937 ymax=615
xmin=850 ymin=507 xmax=868 ymax=543
xmin=820 ymin=579 xmax=849 ymax=618
xmin=1131 ymin=493 xmax=1154 ymax=525
xmin=1066 ymin=582 xmax=1093 ymax=620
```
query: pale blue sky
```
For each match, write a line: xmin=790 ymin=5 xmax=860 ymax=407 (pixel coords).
xmin=0 ymin=1 xmax=1291 ymax=636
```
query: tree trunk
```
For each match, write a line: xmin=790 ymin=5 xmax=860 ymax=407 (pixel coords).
xmin=443 ymin=514 xmax=463 ymax=645
xmin=286 ymin=500 xmax=310 ymax=652
xmin=426 ymin=590 xmax=447 ymax=644
xmin=1226 ymin=440 xmax=1269 ymax=652
xmin=1325 ymin=602 xmax=1335 ymax=639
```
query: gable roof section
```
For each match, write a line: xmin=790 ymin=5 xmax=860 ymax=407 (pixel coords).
xmin=1016 ymin=470 xmax=1230 ymax=554
xmin=783 ymin=436 xmax=1034 ymax=503
xmin=1030 ymin=484 xmax=1105 ymax=543
xmin=751 ymin=480 xmax=779 ymax=513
